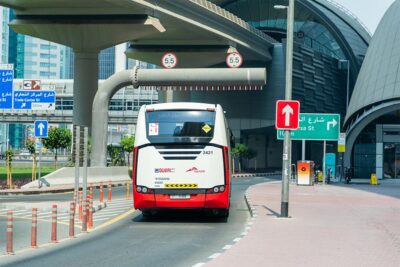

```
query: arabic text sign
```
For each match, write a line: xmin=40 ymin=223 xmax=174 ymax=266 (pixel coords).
xmin=277 ymin=113 xmax=340 ymax=141
xmin=13 ymin=90 xmax=56 ymax=110
xmin=0 ymin=65 xmax=14 ymax=109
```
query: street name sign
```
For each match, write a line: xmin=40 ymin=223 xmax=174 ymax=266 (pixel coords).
xmin=226 ymin=52 xmax=243 ymax=68
xmin=277 ymin=113 xmax=340 ymax=141
xmin=161 ymin=52 xmax=178 ymax=69
xmin=275 ymin=100 xmax=300 ymax=130
xmin=14 ymin=90 xmax=56 ymax=110
xmin=34 ymin=120 xmax=48 ymax=138
xmin=0 ymin=64 xmax=13 ymax=109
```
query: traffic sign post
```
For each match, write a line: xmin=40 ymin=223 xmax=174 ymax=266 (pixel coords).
xmin=226 ymin=52 xmax=243 ymax=68
xmin=277 ymin=113 xmax=340 ymax=141
xmin=161 ymin=52 xmax=178 ymax=69
xmin=34 ymin=120 xmax=48 ymax=138
xmin=275 ymin=100 xmax=300 ymax=130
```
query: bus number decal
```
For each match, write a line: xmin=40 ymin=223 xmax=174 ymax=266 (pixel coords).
xmin=203 ymin=151 xmax=213 ymax=155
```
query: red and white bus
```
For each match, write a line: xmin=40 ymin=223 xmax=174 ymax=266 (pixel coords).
xmin=132 ymin=102 xmax=233 ymax=217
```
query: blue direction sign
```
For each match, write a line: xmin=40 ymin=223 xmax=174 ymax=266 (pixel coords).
xmin=0 ymin=64 xmax=14 ymax=109
xmin=34 ymin=120 xmax=48 ymax=138
xmin=14 ymin=90 xmax=56 ymax=110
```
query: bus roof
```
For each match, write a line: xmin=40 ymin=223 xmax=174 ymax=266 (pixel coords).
xmin=144 ymin=102 xmax=217 ymax=111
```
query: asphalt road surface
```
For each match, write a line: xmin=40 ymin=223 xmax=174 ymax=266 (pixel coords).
xmin=0 ymin=176 xmax=278 ymax=267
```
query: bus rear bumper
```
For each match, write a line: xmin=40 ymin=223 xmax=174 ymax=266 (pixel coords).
xmin=134 ymin=192 xmax=229 ymax=209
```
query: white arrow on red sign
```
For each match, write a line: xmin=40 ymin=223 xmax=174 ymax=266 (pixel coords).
xmin=282 ymin=105 xmax=294 ymax=126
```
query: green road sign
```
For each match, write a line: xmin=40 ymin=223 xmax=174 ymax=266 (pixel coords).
xmin=277 ymin=113 xmax=340 ymax=141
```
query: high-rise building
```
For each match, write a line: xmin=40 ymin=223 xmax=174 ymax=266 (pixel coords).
xmin=0 ymin=7 xmax=9 ymax=64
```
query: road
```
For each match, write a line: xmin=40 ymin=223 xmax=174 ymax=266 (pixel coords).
xmin=0 ymin=176 xmax=278 ymax=267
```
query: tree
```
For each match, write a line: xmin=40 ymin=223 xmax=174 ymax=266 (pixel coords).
xmin=107 ymin=144 xmax=125 ymax=166
xmin=42 ymin=127 xmax=72 ymax=169
xmin=120 ymin=135 xmax=135 ymax=168
xmin=232 ymin=143 xmax=248 ymax=173
xmin=26 ymin=138 xmax=37 ymax=181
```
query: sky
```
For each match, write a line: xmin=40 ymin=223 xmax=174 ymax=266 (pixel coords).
xmin=332 ymin=0 xmax=395 ymax=34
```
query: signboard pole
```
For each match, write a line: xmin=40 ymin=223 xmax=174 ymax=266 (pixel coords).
xmin=74 ymin=126 xmax=80 ymax=192
xmin=38 ymin=139 xmax=42 ymax=187
xmin=302 ymin=140 xmax=306 ymax=161
xmin=281 ymin=0 xmax=295 ymax=218
xmin=323 ymin=140 xmax=326 ymax=185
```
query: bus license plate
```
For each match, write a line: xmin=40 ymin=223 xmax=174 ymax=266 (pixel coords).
xmin=170 ymin=195 xmax=190 ymax=200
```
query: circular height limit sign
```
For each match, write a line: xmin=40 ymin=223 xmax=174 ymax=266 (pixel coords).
xmin=161 ymin=52 xmax=178 ymax=69
xmin=226 ymin=52 xmax=243 ymax=68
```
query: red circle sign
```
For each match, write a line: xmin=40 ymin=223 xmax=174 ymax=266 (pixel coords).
xmin=161 ymin=52 xmax=178 ymax=69
xmin=226 ymin=52 xmax=243 ymax=68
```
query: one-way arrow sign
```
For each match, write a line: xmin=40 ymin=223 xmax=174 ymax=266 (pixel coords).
xmin=34 ymin=120 xmax=48 ymax=138
xmin=276 ymin=100 xmax=300 ymax=130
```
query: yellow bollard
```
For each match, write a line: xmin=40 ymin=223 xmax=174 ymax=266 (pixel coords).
xmin=370 ymin=173 xmax=377 ymax=185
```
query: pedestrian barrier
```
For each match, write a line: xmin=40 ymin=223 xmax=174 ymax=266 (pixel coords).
xmin=7 ymin=211 xmax=13 ymax=254
xmin=31 ymin=208 xmax=38 ymax=248
xmin=51 ymin=205 xmax=58 ymax=243
xmin=99 ymin=181 xmax=104 ymax=203
xmin=69 ymin=202 xmax=75 ymax=238
xmin=108 ymin=181 xmax=112 ymax=202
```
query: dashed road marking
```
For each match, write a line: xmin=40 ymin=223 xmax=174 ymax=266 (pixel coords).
xmin=223 ymin=245 xmax=232 ymax=250
xmin=208 ymin=253 xmax=221 ymax=259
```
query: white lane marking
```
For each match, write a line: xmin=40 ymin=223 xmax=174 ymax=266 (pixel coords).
xmin=97 ymin=207 xmax=131 ymax=212
xmin=245 ymin=226 xmax=251 ymax=230
xmin=233 ymin=237 xmax=242 ymax=242
xmin=241 ymin=231 xmax=248 ymax=236
xmin=223 ymin=245 xmax=232 ymax=250
xmin=208 ymin=253 xmax=221 ymax=259
xmin=192 ymin=263 xmax=205 ymax=267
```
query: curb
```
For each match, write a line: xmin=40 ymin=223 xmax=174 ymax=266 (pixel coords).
xmin=244 ymin=187 xmax=257 ymax=218
xmin=233 ymin=172 xmax=281 ymax=178
xmin=0 ymin=181 xmax=130 ymax=196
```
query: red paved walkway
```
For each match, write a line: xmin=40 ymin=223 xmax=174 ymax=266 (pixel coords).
xmin=207 ymin=181 xmax=400 ymax=267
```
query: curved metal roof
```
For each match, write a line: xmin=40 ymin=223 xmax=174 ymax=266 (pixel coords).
xmin=345 ymin=0 xmax=400 ymax=124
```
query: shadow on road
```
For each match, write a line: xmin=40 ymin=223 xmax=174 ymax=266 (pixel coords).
xmin=131 ymin=209 xmax=228 ymax=224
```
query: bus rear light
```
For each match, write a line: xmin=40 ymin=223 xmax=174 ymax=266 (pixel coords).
xmin=136 ymin=186 xmax=153 ymax=194
xmin=146 ymin=108 xmax=154 ymax=112
xmin=207 ymin=185 xmax=225 ymax=194
xmin=206 ymin=108 xmax=216 ymax=112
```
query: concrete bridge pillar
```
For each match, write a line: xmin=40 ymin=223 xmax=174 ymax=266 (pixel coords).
xmin=73 ymin=51 xmax=99 ymax=129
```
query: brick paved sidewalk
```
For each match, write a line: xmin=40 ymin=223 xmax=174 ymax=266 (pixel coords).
xmin=207 ymin=181 xmax=400 ymax=267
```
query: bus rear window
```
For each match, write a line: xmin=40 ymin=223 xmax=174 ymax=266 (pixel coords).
xmin=145 ymin=110 xmax=216 ymax=143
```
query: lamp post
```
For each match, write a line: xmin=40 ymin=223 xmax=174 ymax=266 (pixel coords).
xmin=275 ymin=0 xmax=295 ymax=218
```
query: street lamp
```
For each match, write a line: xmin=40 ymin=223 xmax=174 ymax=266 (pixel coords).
xmin=275 ymin=0 xmax=295 ymax=218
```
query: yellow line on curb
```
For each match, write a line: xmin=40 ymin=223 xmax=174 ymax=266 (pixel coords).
xmin=92 ymin=208 xmax=136 ymax=231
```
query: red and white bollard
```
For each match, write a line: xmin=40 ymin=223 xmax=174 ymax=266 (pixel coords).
xmin=88 ymin=195 xmax=93 ymax=229
xmin=69 ymin=202 xmax=75 ymax=238
xmin=108 ymin=181 xmax=112 ymax=202
xmin=31 ymin=208 xmax=38 ymax=248
xmin=51 ymin=205 xmax=58 ymax=243
xmin=7 ymin=211 xmax=13 ymax=254
xmin=82 ymin=199 xmax=87 ymax=233
xmin=99 ymin=182 xmax=104 ymax=203
xmin=79 ymin=191 xmax=83 ymax=221
xmin=73 ymin=189 xmax=78 ymax=211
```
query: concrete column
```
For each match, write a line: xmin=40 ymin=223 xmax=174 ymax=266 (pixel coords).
xmin=73 ymin=51 xmax=99 ymax=128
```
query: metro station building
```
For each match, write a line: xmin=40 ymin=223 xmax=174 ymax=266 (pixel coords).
xmin=165 ymin=0 xmax=371 ymax=171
